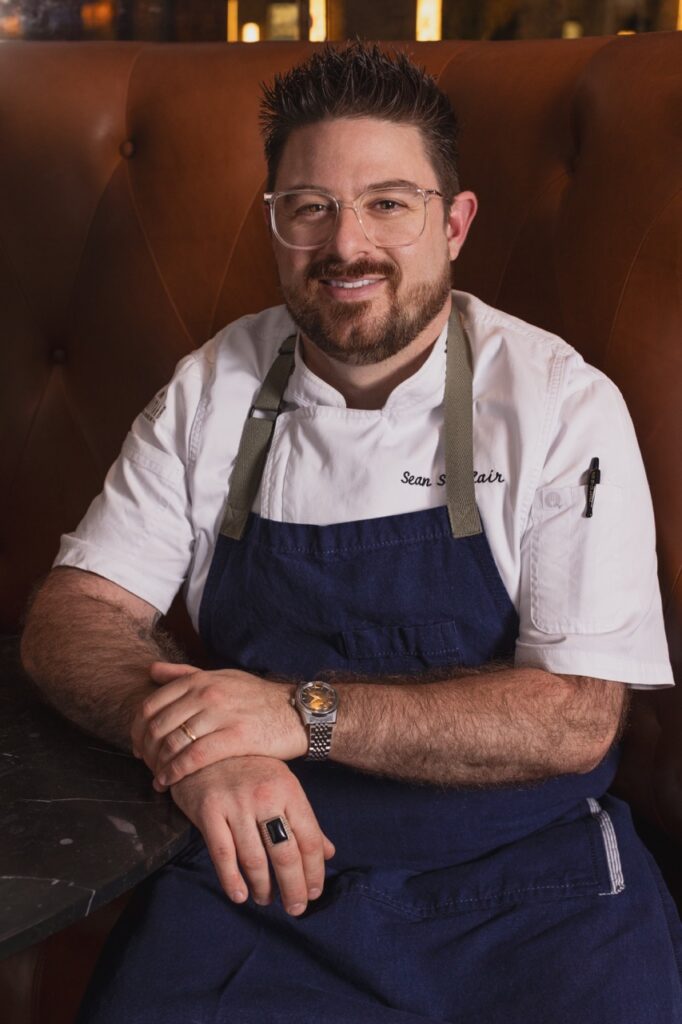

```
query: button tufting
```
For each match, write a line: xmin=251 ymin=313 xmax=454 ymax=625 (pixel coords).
xmin=119 ymin=140 xmax=135 ymax=159
xmin=50 ymin=348 xmax=67 ymax=364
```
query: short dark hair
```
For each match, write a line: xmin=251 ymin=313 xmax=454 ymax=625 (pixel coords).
xmin=260 ymin=41 xmax=460 ymax=197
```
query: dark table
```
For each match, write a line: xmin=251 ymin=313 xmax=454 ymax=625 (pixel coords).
xmin=0 ymin=637 xmax=191 ymax=959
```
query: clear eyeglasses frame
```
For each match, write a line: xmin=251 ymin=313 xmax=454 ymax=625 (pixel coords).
xmin=263 ymin=184 xmax=445 ymax=251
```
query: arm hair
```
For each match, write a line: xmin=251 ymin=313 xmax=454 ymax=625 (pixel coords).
xmin=21 ymin=567 xmax=183 ymax=750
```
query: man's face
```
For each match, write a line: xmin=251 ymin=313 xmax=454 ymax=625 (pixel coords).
xmin=271 ymin=117 xmax=469 ymax=366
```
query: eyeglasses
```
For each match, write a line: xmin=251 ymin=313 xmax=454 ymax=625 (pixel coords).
xmin=263 ymin=185 xmax=445 ymax=251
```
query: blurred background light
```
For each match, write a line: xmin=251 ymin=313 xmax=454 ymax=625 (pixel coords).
xmin=561 ymin=19 xmax=583 ymax=39
xmin=2 ymin=0 xmax=680 ymax=45
xmin=81 ymin=2 xmax=113 ymax=31
xmin=416 ymin=0 xmax=442 ymax=40
xmin=267 ymin=3 xmax=299 ymax=39
xmin=309 ymin=0 xmax=326 ymax=40
xmin=0 ymin=12 xmax=21 ymax=38
xmin=241 ymin=20 xmax=260 ymax=40
xmin=226 ymin=0 xmax=238 ymax=41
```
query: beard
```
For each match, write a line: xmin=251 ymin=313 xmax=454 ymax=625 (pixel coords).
xmin=281 ymin=256 xmax=453 ymax=366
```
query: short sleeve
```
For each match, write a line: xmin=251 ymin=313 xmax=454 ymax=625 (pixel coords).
xmin=514 ymin=359 xmax=673 ymax=689
xmin=53 ymin=353 xmax=206 ymax=614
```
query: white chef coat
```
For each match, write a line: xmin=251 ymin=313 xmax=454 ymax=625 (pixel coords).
xmin=54 ymin=291 xmax=674 ymax=689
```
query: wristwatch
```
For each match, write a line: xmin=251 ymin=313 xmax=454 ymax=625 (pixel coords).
xmin=291 ymin=680 xmax=339 ymax=761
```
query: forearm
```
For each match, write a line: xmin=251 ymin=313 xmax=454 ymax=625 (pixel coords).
xmin=131 ymin=662 xmax=627 ymax=793
xmin=21 ymin=568 xmax=182 ymax=750
xmin=330 ymin=665 xmax=628 ymax=787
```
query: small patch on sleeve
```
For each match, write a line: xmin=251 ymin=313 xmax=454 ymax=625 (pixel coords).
xmin=142 ymin=388 xmax=167 ymax=424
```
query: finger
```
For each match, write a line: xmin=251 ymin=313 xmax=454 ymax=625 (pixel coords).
xmin=288 ymin=815 xmax=327 ymax=901
xmin=286 ymin=801 xmax=335 ymax=898
xmin=131 ymin=680 xmax=192 ymax=756
xmin=231 ymin=817 xmax=275 ymax=907
xmin=137 ymin=687 xmax=203 ymax=771
xmin=130 ymin=708 xmax=147 ymax=760
xmin=259 ymin=816 xmax=309 ymax=916
xmin=145 ymin=698 xmax=207 ymax=768
xmin=149 ymin=661 xmax=200 ymax=685
xmin=201 ymin=812 xmax=248 ymax=906
xmin=156 ymin=727 xmax=250 ymax=788
xmin=149 ymin=723 xmax=199 ymax=780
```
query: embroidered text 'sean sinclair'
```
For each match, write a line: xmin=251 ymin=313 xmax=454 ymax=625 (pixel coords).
xmin=401 ymin=470 xmax=506 ymax=488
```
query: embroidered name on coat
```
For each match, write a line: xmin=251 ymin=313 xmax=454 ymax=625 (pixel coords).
xmin=401 ymin=469 xmax=506 ymax=487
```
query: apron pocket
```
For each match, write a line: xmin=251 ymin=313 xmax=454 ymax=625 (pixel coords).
xmin=340 ymin=620 xmax=462 ymax=670
xmin=340 ymin=803 xmax=623 ymax=919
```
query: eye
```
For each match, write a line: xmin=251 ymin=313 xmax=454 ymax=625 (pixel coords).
xmin=364 ymin=191 xmax=416 ymax=216
xmin=370 ymin=198 xmax=407 ymax=213
xmin=291 ymin=200 xmax=334 ymax=219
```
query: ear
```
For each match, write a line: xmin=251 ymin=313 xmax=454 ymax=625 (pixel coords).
xmin=446 ymin=190 xmax=478 ymax=261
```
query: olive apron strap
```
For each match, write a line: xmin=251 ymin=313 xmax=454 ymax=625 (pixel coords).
xmin=220 ymin=334 xmax=297 ymax=539
xmin=444 ymin=305 xmax=483 ymax=538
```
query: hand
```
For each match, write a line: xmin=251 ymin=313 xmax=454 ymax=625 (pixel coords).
xmin=170 ymin=756 xmax=335 ymax=916
xmin=131 ymin=662 xmax=307 ymax=788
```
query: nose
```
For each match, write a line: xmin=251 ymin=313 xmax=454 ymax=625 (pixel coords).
xmin=323 ymin=204 xmax=374 ymax=261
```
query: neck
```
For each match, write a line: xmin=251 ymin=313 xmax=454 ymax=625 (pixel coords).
xmin=300 ymin=297 xmax=452 ymax=410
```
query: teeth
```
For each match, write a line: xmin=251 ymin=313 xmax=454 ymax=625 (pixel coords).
xmin=326 ymin=278 xmax=377 ymax=289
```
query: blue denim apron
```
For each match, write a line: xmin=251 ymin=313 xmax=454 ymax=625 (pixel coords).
xmin=79 ymin=317 xmax=682 ymax=1023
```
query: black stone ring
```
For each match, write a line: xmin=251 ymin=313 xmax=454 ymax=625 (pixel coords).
xmin=258 ymin=815 xmax=292 ymax=848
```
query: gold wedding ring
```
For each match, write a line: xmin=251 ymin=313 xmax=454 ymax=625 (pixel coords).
xmin=179 ymin=721 xmax=198 ymax=743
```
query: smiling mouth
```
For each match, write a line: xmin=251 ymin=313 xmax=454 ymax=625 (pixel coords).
xmin=327 ymin=278 xmax=377 ymax=288
xmin=319 ymin=277 xmax=386 ymax=292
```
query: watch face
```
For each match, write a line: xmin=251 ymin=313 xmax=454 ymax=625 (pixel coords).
xmin=300 ymin=682 xmax=336 ymax=715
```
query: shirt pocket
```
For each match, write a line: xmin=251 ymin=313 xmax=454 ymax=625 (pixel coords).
xmin=530 ymin=484 xmax=630 ymax=635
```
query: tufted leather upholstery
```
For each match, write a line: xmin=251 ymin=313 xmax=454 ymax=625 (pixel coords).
xmin=1 ymin=34 xmax=680 ymax=1019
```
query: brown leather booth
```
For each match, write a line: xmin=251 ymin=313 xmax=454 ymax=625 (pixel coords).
xmin=1 ymin=33 xmax=680 ymax=1022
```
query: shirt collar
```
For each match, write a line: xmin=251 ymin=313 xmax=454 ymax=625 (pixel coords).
xmin=284 ymin=322 xmax=448 ymax=414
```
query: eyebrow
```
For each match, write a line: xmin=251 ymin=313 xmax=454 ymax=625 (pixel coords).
xmin=366 ymin=179 xmax=422 ymax=190
xmin=281 ymin=178 xmax=422 ymax=193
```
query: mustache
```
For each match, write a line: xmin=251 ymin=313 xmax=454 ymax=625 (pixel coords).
xmin=306 ymin=257 xmax=400 ymax=284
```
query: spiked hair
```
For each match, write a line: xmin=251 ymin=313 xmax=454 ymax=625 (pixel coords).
xmin=260 ymin=41 xmax=460 ymax=197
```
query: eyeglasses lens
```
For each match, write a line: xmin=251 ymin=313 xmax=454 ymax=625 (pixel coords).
xmin=273 ymin=188 xmax=427 ymax=249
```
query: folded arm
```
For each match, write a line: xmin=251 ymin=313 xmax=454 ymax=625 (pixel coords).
xmin=141 ymin=661 xmax=628 ymax=790
xmin=21 ymin=570 xmax=628 ymax=915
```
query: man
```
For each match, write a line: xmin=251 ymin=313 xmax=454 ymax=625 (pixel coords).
xmin=22 ymin=42 xmax=680 ymax=1023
